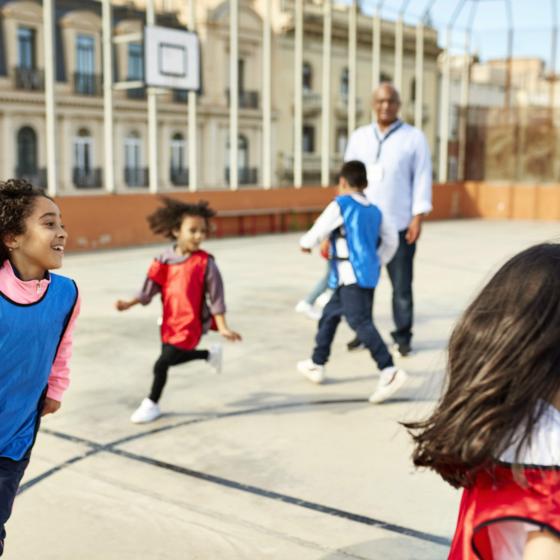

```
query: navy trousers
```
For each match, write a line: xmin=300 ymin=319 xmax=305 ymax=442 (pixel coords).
xmin=386 ymin=230 xmax=416 ymax=346
xmin=0 ymin=456 xmax=29 ymax=555
xmin=312 ymin=284 xmax=393 ymax=370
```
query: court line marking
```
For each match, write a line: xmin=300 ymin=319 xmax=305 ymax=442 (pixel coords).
xmin=19 ymin=398 xmax=451 ymax=547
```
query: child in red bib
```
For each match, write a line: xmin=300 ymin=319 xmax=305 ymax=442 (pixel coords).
xmin=405 ymin=243 xmax=560 ymax=560
xmin=116 ymin=198 xmax=241 ymax=423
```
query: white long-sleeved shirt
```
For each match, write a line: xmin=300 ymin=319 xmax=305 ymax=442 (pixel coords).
xmin=344 ymin=120 xmax=433 ymax=231
xmin=299 ymin=193 xmax=398 ymax=286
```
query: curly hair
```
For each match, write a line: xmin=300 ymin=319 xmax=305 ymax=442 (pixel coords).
xmin=404 ymin=243 xmax=560 ymax=488
xmin=0 ymin=178 xmax=51 ymax=263
xmin=147 ymin=197 xmax=216 ymax=240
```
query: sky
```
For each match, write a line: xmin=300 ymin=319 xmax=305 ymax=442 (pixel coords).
xmin=336 ymin=1 xmax=559 ymax=70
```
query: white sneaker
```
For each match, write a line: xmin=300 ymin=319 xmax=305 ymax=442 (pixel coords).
xmin=368 ymin=367 xmax=408 ymax=404
xmin=208 ymin=343 xmax=223 ymax=374
xmin=295 ymin=300 xmax=321 ymax=320
xmin=130 ymin=398 xmax=161 ymax=423
xmin=297 ymin=359 xmax=325 ymax=384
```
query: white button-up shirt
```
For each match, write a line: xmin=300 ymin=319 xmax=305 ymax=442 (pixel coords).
xmin=299 ymin=193 xmax=398 ymax=286
xmin=344 ymin=120 xmax=433 ymax=232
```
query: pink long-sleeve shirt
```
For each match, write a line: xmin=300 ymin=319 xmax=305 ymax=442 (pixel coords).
xmin=0 ymin=259 xmax=81 ymax=401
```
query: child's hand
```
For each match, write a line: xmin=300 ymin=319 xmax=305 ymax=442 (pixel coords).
xmin=219 ymin=328 xmax=242 ymax=342
xmin=115 ymin=299 xmax=134 ymax=311
xmin=41 ymin=398 xmax=61 ymax=416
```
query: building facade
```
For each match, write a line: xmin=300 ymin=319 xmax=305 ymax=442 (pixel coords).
xmin=0 ymin=0 xmax=440 ymax=193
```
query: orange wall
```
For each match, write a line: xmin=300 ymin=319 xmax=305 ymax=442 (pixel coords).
xmin=55 ymin=182 xmax=560 ymax=252
xmin=460 ymin=182 xmax=560 ymax=221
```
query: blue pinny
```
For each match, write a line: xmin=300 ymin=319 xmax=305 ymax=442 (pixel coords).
xmin=328 ymin=195 xmax=383 ymax=289
xmin=0 ymin=273 xmax=78 ymax=460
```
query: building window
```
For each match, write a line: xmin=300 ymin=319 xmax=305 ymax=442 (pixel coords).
xmin=238 ymin=58 xmax=245 ymax=92
xmin=128 ymin=43 xmax=143 ymax=80
xmin=75 ymin=35 xmax=96 ymax=94
xmin=73 ymin=128 xmax=93 ymax=174
xmin=303 ymin=62 xmax=312 ymax=92
xmin=303 ymin=126 xmax=315 ymax=153
xmin=170 ymin=133 xmax=188 ymax=185
xmin=336 ymin=127 xmax=348 ymax=154
xmin=125 ymin=131 xmax=145 ymax=186
xmin=340 ymin=67 xmax=349 ymax=97
xmin=17 ymin=126 xmax=38 ymax=176
xmin=76 ymin=35 xmax=95 ymax=75
xmin=170 ymin=133 xmax=185 ymax=173
xmin=17 ymin=27 xmax=36 ymax=69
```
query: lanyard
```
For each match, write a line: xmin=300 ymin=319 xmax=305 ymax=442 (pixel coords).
xmin=373 ymin=120 xmax=403 ymax=162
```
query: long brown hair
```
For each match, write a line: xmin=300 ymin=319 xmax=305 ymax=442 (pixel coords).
xmin=404 ymin=243 xmax=560 ymax=488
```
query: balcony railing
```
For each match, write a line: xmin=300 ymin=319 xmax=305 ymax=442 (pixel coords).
xmin=302 ymin=91 xmax=322 ymax=114
xmin=125 ymin=167 xmax=149 ymax=187
xmin=173 ymin=89 xmax=189 ymax=103
xmin=73 ymin=167 xmax=102 ymax=188
xmin=73 ymin=72 xmax=102 ymax=96
xmin=15 ymin=167 xmax=47 ymax=189
xmin=225 ymin=89 xmax=259 ymax=109
xmin=14 ymin=67 xmax=44 ymax=91
xmin=336 ymin=95 xmax=363 ymax=116
xmin=127 ymin=87 xmax=146 ymax=100
xmin=225 ymin=167 xmax=258 ymax=185
xmin=170 ymin=168 xmax=189 ymax=186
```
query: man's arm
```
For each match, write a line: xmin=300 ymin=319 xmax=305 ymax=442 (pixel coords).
xmin=411 ymin=131 xmax=433 ymax=219
xmin=407 ymin=132 xmax=432 ymax=244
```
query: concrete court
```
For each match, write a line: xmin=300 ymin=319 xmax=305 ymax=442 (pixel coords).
xmin=5 ymin=219 xmax=560 ymax=560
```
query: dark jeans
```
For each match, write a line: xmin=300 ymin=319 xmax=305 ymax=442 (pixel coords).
xmin=149 ymin=344 xmax=209 ymax=403
xmin=386 ymin=230 xmax=416 ymax=346
xmin=0 ymin=455 xmax=29 ymax=554
xmin=312 ymin=284 xmax=393 ymax=370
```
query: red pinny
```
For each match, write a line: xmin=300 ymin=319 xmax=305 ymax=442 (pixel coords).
xmin=147 ymin=250 xmax=210 ymax=351
xmin=448 ymin=465 xmax=560 ymax=559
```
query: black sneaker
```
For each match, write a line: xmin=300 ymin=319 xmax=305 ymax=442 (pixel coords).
xmin=392 ymin=342 xmax=412 ymax=357
xmin=347 ymin=336 xmax=365 ymax=351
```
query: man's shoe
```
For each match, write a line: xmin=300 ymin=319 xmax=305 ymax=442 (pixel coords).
xmin=208 ymin=343 xmax=223 ymax=374
xmin=130 ymin=398 xmax=161 ymax=423
xmin=297 ymin=359 xmax=326 ymax=384
xmin=368 ymin=367 xmax=408 ymax=404
xmin=392 ymin=341 xmax=412 ymax=357
xmin=347 ymin=336 xmax=365 ymax=351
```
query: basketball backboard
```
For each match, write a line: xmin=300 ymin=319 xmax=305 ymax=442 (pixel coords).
xmin=144 ymin=26 xmax=200 ymax=91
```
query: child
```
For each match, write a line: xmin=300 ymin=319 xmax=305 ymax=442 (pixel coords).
xmin=116 ymin=197 xmax=241 ymax=424
xmin=0 ymin=179 xmax=80 ymax=556
xmin=296 ymin=160 xmax=407 ymax=403
xmin=405 ymin=243 xmax=560 ymax=559
xmin=294 ymin=240 xmax=332 ymax=320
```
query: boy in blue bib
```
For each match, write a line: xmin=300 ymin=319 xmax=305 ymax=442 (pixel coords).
xmin=297 ymin=161 xmax=408 ymax=403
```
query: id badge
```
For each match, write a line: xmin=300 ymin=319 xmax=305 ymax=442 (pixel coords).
xmin=368 ymin=162 xmax=384 ymax=182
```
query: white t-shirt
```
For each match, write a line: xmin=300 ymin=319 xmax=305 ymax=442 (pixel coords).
xmin=487 ymin=402 xmax=560 ymax=560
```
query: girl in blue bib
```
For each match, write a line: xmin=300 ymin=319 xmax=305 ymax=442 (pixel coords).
xmin=0 ymin=179 xmax=80 ymax=556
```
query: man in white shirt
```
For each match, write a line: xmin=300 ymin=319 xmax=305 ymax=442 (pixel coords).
xmin=344 ymin=83 xmax=432 ymax=356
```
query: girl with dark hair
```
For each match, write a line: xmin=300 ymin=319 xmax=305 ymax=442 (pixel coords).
xmin=0 ymin=179 xmax=80 ymax=556
xmin=405 ymin=243 xmax=560 ymax=559
xmin=116 ymin=197 xmax=241 ymax=423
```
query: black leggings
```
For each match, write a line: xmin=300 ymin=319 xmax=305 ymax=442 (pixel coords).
xmin=149 ymin=344 xmax=209 ymax=403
